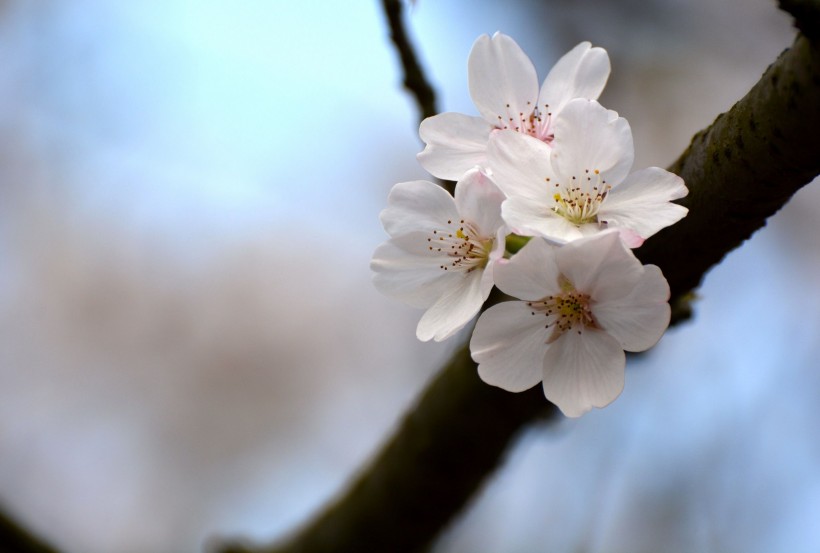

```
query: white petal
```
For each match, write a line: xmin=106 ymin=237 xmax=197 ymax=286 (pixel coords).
xmin=371 ymin=238 xmax=454 ymax=308
xmin=471 ymin=301 xmax=548 ymax=392
xmin=487 ymin=130 xmax=555 ymax=199
xmin=454 ymin=168 xmax=506 ymax=236
xmin=503 ymin=196 xmax=585 ymax=244
xmin=538 ymin=42 xmax=611 ymax=116
xmin=468 ymin=33 xmax=539 ymax=128
xmin=541 ymin=329 xmax=625 ymax=417
xmin=417 ymin=113 xmax=496 ymax=180
xmin=417 ymin=270 xmax=485 ymax=342
xmin=380 ymin=181 xmax=458 ymax=238
xmin=556 ymin=231 xmax=643 ymax=301
xmin=479 ymin=226 xmax=510 ymax=299
xmin=479 ymin=256 xmax=498 ymax=300
xmin=550 ymin=99 xmax=634 ymax=186
xmin=599 ymin=167 xmax=689 ymax=240
xmin=493 ymin=237 xmax=562 ymax=300
xmin=593 ymin=264 xmax=671 ymax=352
xmin=576 ymin=223 xmax=604 ymax=238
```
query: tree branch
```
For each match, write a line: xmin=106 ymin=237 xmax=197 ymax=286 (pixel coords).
xmin=0 ymin=505 xmax=62 ymax=553
xmin=218 ymin=30 xmax=820 ymax=553
xmin=637 ymin=33 xmax=820 ymax=296
xmin=779 ymin=0 xmax=820 ymax=40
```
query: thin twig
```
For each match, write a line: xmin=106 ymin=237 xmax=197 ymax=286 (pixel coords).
xmin=380 ymin=0 xmax=457 ymax=195
xmin=381 ymin=0 xmax=438 ymax=122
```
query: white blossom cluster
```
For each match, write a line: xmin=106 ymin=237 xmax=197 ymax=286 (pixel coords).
xmin=372 ymin=33 xmax=688 ymax=417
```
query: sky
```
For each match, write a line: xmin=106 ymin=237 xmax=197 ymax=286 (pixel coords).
xmin=0 ymin=1 xmax=818 ymax=552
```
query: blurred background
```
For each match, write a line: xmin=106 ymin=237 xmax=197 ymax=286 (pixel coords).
xmin=0 ymin=1 xmax=818 ymax=552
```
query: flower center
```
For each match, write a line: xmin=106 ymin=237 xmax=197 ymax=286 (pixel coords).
xmin=427 ymin=219 xmax=493 ymax=273
xmin=548 ymin=169 xmax=611 ymax=225
xmin=495 ymin=102 xmax=554 ymax=144
xmin=527 ymin=275 xmax=597 ymax=343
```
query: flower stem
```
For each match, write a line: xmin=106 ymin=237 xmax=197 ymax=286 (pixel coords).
xmin=504 ymin=233 xmax=531 ymax=255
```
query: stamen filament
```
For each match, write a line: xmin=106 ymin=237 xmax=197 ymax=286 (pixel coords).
xmin=527 ymin=277 xmax=597 ymax=342
xmin=427 ymin=219 xmax=493 ymax=273
xmin=551 ymin=169 xmax=611 ymax=225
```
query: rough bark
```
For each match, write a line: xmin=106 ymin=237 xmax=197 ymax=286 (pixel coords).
xmin=0 ymin=507 xmax=62 ymax=553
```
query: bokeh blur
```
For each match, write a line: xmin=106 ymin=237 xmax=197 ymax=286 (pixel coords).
xmin=0 ymin=1 xmax=818 ymax=552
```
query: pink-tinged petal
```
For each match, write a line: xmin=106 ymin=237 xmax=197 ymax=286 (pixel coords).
xmin=468 ymin=33 xmax=539 ymax=129
xmin=417 ymin=271 xmax=485 ymax=342
xmin=487 ymin=130 xmax=555 ymax=199
xmin=615 ymin=227 xmax=645 ymax=248
xmin=575 ymin=223 xmax=644 ymax=248
xmin=599 ymin=167 xmax=689 ymax=240
xmin=454 ymin=168 xmax=506 ymax=236
xmin=380 ymin=181 xmax=458 ymax=238
xmin=556 ymin=231 xmax=642 ymax=301
xmin=593 ymin=264 xmax=671 ymax=352
xmin=371 ymin=239 xmax=454 ymax=308
xmin=417 ymin=113 xmax=496 ymax=180
xmin=550 ymin=99 xmax=634 ymax=186
xmin=493 ymin=237 xmax=563 ymax=300
xmin=471 ymin=301 xmax=548 ymax=392
xmin=502 ymin=196 xmax=584 ymax=244
xmin=541 ymin=328 xmax=625 ymax=417
xmin=538 ymin=42 xmax=611 ymax=116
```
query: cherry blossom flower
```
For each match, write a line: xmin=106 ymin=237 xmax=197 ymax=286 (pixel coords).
xmin=488 ymin=98 xmax=688 ymax=247
xmin=470 ymin=231 xmax=671 ymax=417
xmin=371 ymin=168 xmax=507 ymax=342
xmin=417 ymin=32 xmax=610 ymax=181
